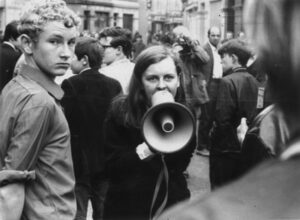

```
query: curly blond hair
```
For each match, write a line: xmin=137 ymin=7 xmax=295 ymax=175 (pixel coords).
xmin=18 ymin=0 xmax=81 ymax=41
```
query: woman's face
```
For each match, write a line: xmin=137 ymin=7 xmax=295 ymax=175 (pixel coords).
xmin=141 ymin=56 xmax=180 ymax=103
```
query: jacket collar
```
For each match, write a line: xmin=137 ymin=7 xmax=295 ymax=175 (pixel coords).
xmin=281 ymin=138 xmax=300 ymax=160
xmin=19 ymin=64 xmax=64 ymax=100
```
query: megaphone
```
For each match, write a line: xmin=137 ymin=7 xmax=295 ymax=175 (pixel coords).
xmin=142 ymin=91 xmax=195 ymax=153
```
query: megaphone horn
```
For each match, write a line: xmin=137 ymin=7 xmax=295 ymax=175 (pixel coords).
xmin=142 ymin=91 xmax=195 ymax=153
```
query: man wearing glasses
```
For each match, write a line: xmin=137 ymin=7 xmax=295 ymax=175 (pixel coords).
xmin=99 ymin=27 xmax=134 ymax=94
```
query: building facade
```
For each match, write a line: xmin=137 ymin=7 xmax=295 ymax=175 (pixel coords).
xmin=0 ymin=0 xmax=246 ymax=44
xmin=0 ymin=0 xmax=139 ymax=37
xmin=0 ymin=0 xmax=31 ymax=34
xmin=182 ymin=0 xmax=245 ymax=44
xmin=146 ymin=0 xmax=183 ymax=34
xmin=65 ymin=0 xmax=139 ymax=34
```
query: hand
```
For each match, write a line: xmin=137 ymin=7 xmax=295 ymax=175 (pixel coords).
xmin=136 ymin=142 xmax=155 ymax=160
xmin=237 ymin=118 xmax=248 ymax=144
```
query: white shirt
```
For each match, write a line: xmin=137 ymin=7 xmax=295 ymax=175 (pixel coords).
xmin=100 ymin=58 xmax=135 ymax=94
xmin=55 ymin=68 xmax=74 ymax=85
xmin=209 ymin=42 xmax=223 ymax=79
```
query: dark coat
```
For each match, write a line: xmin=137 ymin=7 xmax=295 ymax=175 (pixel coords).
xmin=211 ymin=67 xmax=259 ymax=153
xmin=202 ymin=42 xmax=214 ymax=84
xmin=239 ymin=104 xmax=291 ymax=175
xmin=0 ymin=43 xmax=21 ymax=91
xmin=61 ymin=69 xmax=122 ymax=180
xmin=103 ymin=97 xmax=195 ymax=220
xmin=209 ymin=67 xmax=259 ymax=189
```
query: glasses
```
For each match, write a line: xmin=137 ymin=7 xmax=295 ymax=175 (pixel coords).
xmin=101 ymin=44 xmax=113 ymax=49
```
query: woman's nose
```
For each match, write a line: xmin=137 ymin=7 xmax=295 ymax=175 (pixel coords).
xmin=157 ymin=79 xmax=167 ymax=89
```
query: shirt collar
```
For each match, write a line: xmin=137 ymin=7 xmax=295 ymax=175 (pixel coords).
xmin=19 ymin=64 xmax=64 ymax=100
xmin=208 ymin=42 xmax=217 ymax=51
xmin=110 ymin=57 xmax=131 ymax=66
xmin=232 ymin=66 xmax=247 ymax=73
xmin=223 ymin=66 xmax=247 ymax=77
xmin=79 ymin=67 xmax=91 ymax=74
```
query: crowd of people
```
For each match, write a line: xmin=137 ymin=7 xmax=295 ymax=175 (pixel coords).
xmin=0 ymin=0 xmax=299 ymax=219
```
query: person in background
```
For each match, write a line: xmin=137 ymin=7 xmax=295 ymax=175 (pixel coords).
xmin=158 ymin=0 xmax=300 ymax=219
xmin=209 ymin=39 xmax=259 ymax=189
xmin=0 ymin=0 xmax=80 ymax=219
xmin=61 ymin=37 xmax=122 ymax=220
xmin=0 ymin=20 xmax=22 ymax=91
xmin=132 ymin=34 xmax=146 ymax=61
xmin=148 ymin=33 xmax=161 ymax=47
xmin=103 ymin=45 xmax=196 ymax=220
xmin=221 ymin=31 xmax=234 ymax=44
xmin=172 ymin=26 xmax=210 ymax=156
xmin=197 ymin=26 xmax=223 ymax=156
xmin=99 ymin=26 xmax=134 ymax=94
xmin=159 ymin=32 xmax=175 ymax=48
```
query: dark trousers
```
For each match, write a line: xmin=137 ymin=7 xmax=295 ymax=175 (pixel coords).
xmin=209 ymin=151 xmax=241 ymax=190
xmin=75 ymin=174 xmax=109 ymax=220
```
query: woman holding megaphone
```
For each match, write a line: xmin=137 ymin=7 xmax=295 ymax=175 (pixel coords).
xmin=103 ymin=45 xmax=196 ymax=220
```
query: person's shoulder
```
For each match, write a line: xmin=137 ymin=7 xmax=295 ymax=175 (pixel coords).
xmin=101 ymin=73 xmax=121 ymax=85
xmin=203 ymin=42 xmax=211 ymax=51
xmin=159 ymin=157 xmax=300 ymax=220
xmin=9 ymin=75 xmax=57 ymax=109
xmin=106 ymin=95 xmax=128 ymax=120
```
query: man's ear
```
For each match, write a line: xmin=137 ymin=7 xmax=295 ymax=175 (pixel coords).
xmin=82 ymin=55 xmax=89 ymax=66
xmin=116 ymin=45 xmax=123 ymax=55
xmin=231 ymin=54 xmax=239 ymax=64
xmin=20 ymin=34 xmax=34 ymax=55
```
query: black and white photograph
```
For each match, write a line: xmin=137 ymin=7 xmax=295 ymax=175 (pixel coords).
xmin=0 ymin=0 xmax=299 ymax=219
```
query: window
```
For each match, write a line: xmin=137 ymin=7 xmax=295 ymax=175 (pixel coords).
xmin=123 ymin=14 xmax=133 ymax=31
xmin=83 ymin=10 xmax=90 ymax=30
xmin=95 ymin=12 xmax=109 ymax=32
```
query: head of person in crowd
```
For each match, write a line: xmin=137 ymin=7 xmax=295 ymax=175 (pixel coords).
xmin=99 ymin=26 xmax=132 ymax=65
xmin=208 ymin=26 xmax=221 ymax=48
xmin=218 ymin=39 xmax=252 ymax=74
xmin=172 ymin=26 xmax=192 ymax=40
xmin=18 ymin=0 xmax=80 ymax=80
xmin=3 ymin=20 xmax=21 ymax=49
xmin=159 ymin=33 xmax=175 ymax=47
xmin=71 ymin=37 xmax=104 ymax=75
xmin=125 ymin=45 xmax=184 ymax=127
xmin=226 ymin=31 xmax=234 ymax=40
xmin=151 ymin=33 xmax=161 ymax=45
xmin=244 ymin=0 xmax=300 ymax=121
xmin=172 ymin=26 xmax=195 ymax=53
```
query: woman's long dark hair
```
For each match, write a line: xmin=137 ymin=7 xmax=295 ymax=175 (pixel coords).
xmin=116 ymin=45 xmax=185 ymax=128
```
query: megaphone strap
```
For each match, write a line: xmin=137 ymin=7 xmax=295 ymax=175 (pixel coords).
xmin=149 ymin=155 xmax=169 ymax=220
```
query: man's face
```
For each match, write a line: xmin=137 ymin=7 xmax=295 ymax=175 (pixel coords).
xmin=220 ymin=53 xmax=234 ymax=73
xmin=99 ymin=36 xmax=117 ymax=66
xmin=208 ymin=27 xmax=221 ymax=47
xmin=31 ymin=21 xmax=77 ymax=79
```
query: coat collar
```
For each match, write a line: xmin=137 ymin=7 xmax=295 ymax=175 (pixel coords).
xmin=281 ymin=138 xmax=300 ymax=160
xmin=19 ymin=64 xmax=64 ymax=100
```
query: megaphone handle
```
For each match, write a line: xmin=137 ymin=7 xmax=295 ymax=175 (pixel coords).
xmin=149 ymin=155 xmax=169 ymax=220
